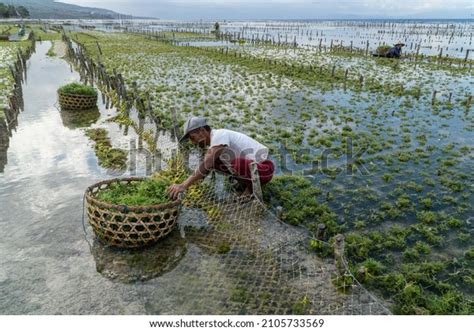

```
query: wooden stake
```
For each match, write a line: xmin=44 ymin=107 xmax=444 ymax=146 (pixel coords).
xmin=96 ymin=41 xmax=102 ymax=55
xmin=250 ymin=162 xmax=263 ymax=202
xmin=465 ymin=95 xmax=472 ymax=108
xmin=334 ymin=234 xmax=345 ymax=276
xmin=317 ymin=224 xmax=327 ymax=241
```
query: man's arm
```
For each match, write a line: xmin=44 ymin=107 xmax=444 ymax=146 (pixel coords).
xmin=167 ymin=145 xmax=226 ymax=200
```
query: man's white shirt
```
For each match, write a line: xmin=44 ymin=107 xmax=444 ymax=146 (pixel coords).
xmin=210 ymin=129 xmax=269 ymax=163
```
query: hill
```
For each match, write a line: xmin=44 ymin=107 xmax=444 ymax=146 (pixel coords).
xmin=0 ymin=3 xmax=30 ymax=18
xmin=5 ymin=0 xmax=133 ymax=19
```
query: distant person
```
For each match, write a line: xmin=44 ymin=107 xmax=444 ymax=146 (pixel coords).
xmin=386 ymin=41 xmax=405 ymax=59
xmin=213 ymin=22 xmax=220 ymax=38
xmin=167 ymin=117 xmax=274 ymax=200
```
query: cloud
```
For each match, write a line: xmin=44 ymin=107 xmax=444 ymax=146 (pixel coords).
xmin=59 ymin=0 xmax=474 ymax=19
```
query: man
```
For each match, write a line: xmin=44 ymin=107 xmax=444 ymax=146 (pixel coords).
xmin=386 ymin=41 xmax=405 ymax=59
xmin=167 ymin=117 xmax=274 ymax=200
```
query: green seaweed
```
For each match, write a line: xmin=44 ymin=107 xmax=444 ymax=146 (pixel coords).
xmin=292 ymin=296 xmax=311 ymax=315
xmin=96 ymin=178 xmax=171 ymax=206
xmin=230 ymin=287 xmax=252 ymax=304
xmin=394 ymin=283 xmax=428 ymax=315
xmin=426 ymin=291 xmax=471 ymax=315
xmin=85 ymin=128 xmax=127 ymax=170
xmin=309 ymin=239 xmax=332 ymax=257
xmin=58 ymin=82 xmax=97 ymax=96
xmin=94 ymin=157 xmax=188 ymax=205
xmin=216 ymin=242 xmax=231 ymax=254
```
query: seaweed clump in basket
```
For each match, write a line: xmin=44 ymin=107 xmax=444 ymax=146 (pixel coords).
xmin=58 ymin=82 xmax=98 ymax=97
xmin=95 ymin=160 xmax=188 ymax=206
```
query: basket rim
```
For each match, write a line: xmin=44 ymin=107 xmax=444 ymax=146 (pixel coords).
xmin=85 ymin=177 xmax=181 ymax=213
xmin=58 ymin=91 xmax=98 ymax=99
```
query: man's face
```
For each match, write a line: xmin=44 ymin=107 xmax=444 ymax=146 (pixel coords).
xmin=188 ymin=128 xmax=208 ymax=148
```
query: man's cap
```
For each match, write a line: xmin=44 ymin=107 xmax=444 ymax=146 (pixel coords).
xmin=179 ymin=116 xmax=208 ymax=142
xmin=394 ymin=41 xmax=405 ymax=46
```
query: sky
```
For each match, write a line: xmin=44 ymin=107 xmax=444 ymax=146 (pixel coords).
xmin=59 ymin=0 xmax=474 ymax=20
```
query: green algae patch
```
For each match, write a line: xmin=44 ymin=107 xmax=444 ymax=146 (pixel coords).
xmin=85 ymin=128 xmax=127 ymax=170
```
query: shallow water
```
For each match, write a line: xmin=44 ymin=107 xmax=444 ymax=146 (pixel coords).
xmin=141 ymin=20 xmax=474 ymax=58
xmin=177 ymin=40 xmax=233 ymax=47
xmin=1 ymin=41 xmax=385 ymax=315
xmin=0 ymin=41 xmax=125 ymax=314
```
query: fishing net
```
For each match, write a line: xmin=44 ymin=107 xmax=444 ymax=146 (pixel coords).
xmin=176 ymin=171 xmax=391 ymax=314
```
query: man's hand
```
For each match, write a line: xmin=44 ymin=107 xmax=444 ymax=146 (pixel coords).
xmin=167 ymin=184 xmax=187 ymax=200
xmin=167 ymin=146 xmax=226 ymax=200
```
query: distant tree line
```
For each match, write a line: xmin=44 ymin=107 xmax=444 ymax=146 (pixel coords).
xmin=0 ymin=3 xmax=30 ymax=18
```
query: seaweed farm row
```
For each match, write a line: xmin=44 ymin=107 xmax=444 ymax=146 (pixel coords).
xmin=0 ymin=25 xmax=61 ymax=111
xmin=0 ymin=41 xmax=27 ymax=110
xmin=71 ymin=19 xmax=474 ymax=59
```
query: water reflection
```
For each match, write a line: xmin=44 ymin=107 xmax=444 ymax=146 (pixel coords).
xmin=91 ymin=229 xmax=187 ymax=283
xmin=0 ymin=99 xmax=23 ymax=173
xmin=60 ymin=107 xmax=100 ymax=130
xmin=0 ymin=122 xmax=8 ymax=173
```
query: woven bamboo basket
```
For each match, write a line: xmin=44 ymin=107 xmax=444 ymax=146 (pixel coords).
xmin=85 ymin=177 xmax=181 ymax=248
xmin=58 ymin=91 xmax=98 ymax=110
